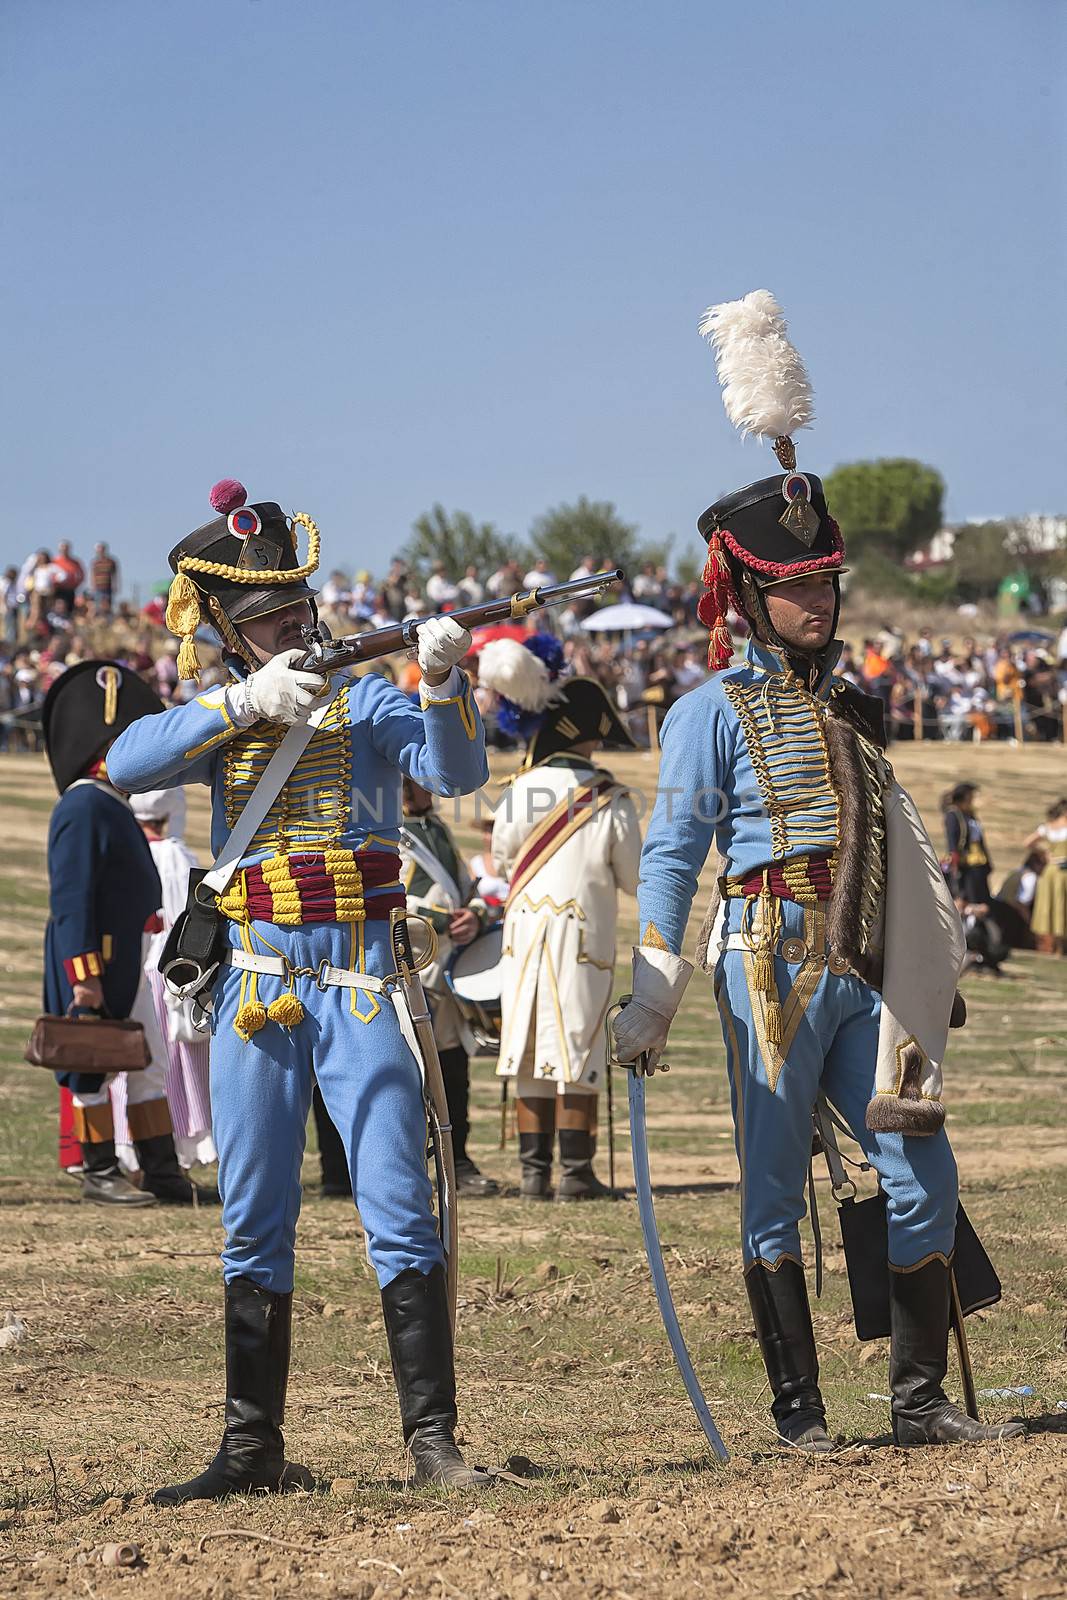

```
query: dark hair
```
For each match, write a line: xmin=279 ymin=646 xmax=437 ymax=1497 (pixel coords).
xmin=942 ymin=782 xmax=977 ymax=810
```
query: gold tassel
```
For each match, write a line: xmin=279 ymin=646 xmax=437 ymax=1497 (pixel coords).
xmin=167 ymin=571 xmax=204 ymax=684
xmin=766 ymin=997 xmax=783 ymax=1046
xmin=165 ymin=570 xmax=203 ymax=636
xmin=233 ymin=1000 xmax=268 ymax=1041
xmin=753 ymin=948 xmax=774 ymax=993
xmin=176 ymin=635 xmax=202 ymax=682
xmin=267 ymin=992 xmax=305 ymax=1029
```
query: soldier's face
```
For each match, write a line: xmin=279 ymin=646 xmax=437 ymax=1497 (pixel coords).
xmin=762 ymin=575 xmax=836 ymax=653
xmin=239 ymin=600 xmax=314 ymax=664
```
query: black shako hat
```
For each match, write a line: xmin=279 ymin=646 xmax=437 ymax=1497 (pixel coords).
xmin=42 ymin=660 xmax=165 ymax=793
xmin=165 ymin=478 xmax=320 ymax=680
xmin=694 ymin=291 xmax=846 ymax=668
xmin=525 ymin=677 xmax=637 ymax=767
xmin=697 ymin=471 xmax=842 ymax=574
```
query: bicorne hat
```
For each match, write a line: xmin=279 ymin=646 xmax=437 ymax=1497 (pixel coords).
xmin=164 ymin=479 xmax=320 ymax=680
xmin=42 ymin=660 xmax=165 ymax=793
xmin=694 ymin=292 xmax=847 ymax=668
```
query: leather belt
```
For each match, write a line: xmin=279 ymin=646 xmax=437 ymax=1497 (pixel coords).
xmin=718 ymin=933 xmax=883 ymax=986
xmin=223 ymin=948 xmax=402 ymax=995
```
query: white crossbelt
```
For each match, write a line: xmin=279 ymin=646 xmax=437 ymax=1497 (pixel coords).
xmin=202 ymin=688 xmax=338 ymax=897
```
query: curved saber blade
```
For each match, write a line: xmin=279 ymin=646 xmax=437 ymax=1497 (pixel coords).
xmin=628 ymin=1068 xmax=729 ymax=1461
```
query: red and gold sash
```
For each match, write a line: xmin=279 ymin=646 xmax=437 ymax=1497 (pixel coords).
xmin=505 ymin=777 xmax=621 ymax=908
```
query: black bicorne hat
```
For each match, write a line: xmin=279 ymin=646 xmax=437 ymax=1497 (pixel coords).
xmin=524 ymin=677 xmax=637 ymax=767
xmin=42 ymin=660 xmax=165 ymax=793
xmin=165 ymin=479 xmax=320 ymax=679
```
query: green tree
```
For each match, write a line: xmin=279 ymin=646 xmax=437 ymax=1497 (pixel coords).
xmin=675 ymin=549 xmax=703 ymax=587
xmin=529 ymin=496 xmax=641 ymax=580
xmin=824 ymin=459 xmax=945 ymax=562
xmin=946 ymin=518 xmax=1064 ymax=605
xmin=402 ymin=505 xmax=519 ymax=580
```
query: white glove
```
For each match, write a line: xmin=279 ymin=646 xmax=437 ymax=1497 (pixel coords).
xmin=611 ymin=945 xmax=694 ymax=1070
xmin=230 ymin=649 xmax=326 ymax=726
xmin=417 ymin=616 xmax=473 ymax=678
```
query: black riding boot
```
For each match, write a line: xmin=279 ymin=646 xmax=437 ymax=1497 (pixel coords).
xmin=152 ymin=1278 xmax=314 ymax=1504
xmin=312 ymin=1084 xmax=352 ymax=1198
xmin=890 ymin=1259 xmax=1025 ymax=1446
xmin=439 ymin=1046 xmax=498 ymax=1195
xmin=381 ymin=1264 xmax=490 ymax=1487
xmin=517 ymin=1096 xmax=555 ymax=1199
xmin=556 ymin=1093 xmax=610 ymax=1201
xmin=81 ymin=1139 xmax=156 ymax=1207
xmin=745 ymin=1259 xmax=835 ymax=1451
xmin=136 ymin=1133 xmax=219 ymax=1205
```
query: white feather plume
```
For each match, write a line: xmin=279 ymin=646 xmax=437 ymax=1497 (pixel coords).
xmin=476 ymin=639 xmax=557 ymax=712
xmin=698 ymin=289 xmax=814 ymax=441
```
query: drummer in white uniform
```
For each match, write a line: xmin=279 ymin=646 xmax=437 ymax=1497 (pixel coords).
xmin=478 ymin=639 xmax=642 ymax=1200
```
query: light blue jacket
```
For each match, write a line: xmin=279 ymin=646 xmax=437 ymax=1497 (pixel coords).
xmin=107 ymin=669 xmax=488 ymax=869
xmin=637 ymin=638 xmax=844 ymax=954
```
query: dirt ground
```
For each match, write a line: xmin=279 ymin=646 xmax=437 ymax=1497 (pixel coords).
xmin=1 ymin=744 xmax=1065 ymax=1600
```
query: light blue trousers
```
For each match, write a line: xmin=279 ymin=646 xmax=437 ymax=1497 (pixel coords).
xmin=715 ymin=899 xmax=958 ymax=1272
xmin=210 ymin=918 xmax=443 ymax=1294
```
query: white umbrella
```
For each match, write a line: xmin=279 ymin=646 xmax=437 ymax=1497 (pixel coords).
xmin=581 ymin=602 xmax=674 ymax=632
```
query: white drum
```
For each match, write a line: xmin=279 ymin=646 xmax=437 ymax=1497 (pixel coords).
xmin=445 ymin=925 xmax=503 ymax=1055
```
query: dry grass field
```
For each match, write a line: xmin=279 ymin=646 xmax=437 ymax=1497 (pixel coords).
xmin=0 ymin=737 xmax=1065 ymax=1600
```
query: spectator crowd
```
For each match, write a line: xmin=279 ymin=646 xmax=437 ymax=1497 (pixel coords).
xmin=3 ymin=543 xmax=1066 ymax=751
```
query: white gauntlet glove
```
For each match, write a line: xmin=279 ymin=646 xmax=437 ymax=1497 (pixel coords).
xmin=611 ymin=945 xmax=694 ymax=1071
xmin=229 ymin=649 xmax=327 ymax=727
xmin=416 ymin=616 xmax=473 ymax=679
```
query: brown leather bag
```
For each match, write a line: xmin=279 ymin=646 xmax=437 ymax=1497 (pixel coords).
xmin=24 ymin=1013 xmax=151 ymax=1073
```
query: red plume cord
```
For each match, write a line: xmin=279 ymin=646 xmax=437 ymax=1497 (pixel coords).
xmin=696 ymin=532 xmax=735 ymax=670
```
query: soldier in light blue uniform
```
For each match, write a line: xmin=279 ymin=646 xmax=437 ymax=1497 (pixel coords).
xmin=613 ymin=293 xmax=1022 ymax=1452
xmin=108 ymin=479 xmax=490 ymax=1500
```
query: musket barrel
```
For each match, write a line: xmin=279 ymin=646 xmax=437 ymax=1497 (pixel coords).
xmin=297 ymin=567 xmax=625 ymax=672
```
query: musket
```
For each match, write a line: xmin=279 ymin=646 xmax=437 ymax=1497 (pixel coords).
xmin=607 ymin=1009 xmax=730 ymax=1462
xmin=296 ymin=569 xmax=625 ymax=672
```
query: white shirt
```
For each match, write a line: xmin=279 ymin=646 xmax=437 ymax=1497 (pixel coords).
xmin=426 ymin=572 xmax=460 ymax=606
xmin=523 ymin=567 xmax=557 ymax=589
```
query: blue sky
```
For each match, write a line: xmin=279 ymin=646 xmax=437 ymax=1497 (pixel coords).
xmin=2 ymin=0 xmax=1063 ymax=594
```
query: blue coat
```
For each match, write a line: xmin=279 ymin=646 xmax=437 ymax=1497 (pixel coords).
xmin=44 ymin=780 xmax=161 ymax=1093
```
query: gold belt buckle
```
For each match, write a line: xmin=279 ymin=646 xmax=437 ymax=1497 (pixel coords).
xmin=781 ymin=936 xmax=808 ymax=964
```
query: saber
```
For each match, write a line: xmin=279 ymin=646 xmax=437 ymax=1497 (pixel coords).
xmin=606 ymin=1051 xmax=616 ymax=1197
xmin=390 ymin=912 xmax=458 ymax=1329
xmin=498 ymin=1078 xmax=509 ymax=1151
xmin=608 ymin=1010 xmax=728 ymax=1461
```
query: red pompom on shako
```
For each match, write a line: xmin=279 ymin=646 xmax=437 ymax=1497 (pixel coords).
xmin=209 ymin=479 xmax=247 ymax=515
